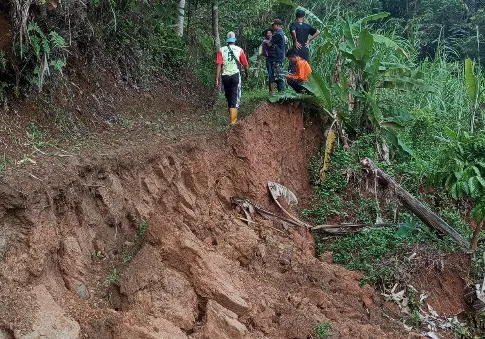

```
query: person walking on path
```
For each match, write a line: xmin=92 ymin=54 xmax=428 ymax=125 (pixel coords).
xmin=289 ymin=9 xmax=319 ymax=72
xmin=215 ymin=31 xmax=249 ymax=125
xmin=266 ymin=19 xmax=287 ymax=95
xmin=285 ymin=48 xmax=312 ymax=93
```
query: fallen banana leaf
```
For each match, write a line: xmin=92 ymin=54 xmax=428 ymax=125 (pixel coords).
xmin=312 ymin=222 xmax=400 ymax=230
xmin=267 ymin=182 xmax=312 ymax=228
xmin=231 ymin=196 xmax=302 ymax=228
xmin=312 ymin=222 xmax=401 ymax=235
xmin=267 ymin=181 xmax=298 ymax=206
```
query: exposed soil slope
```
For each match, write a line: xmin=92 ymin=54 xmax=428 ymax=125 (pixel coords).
xmin=0 ymin=103 xmax=411 ymax=338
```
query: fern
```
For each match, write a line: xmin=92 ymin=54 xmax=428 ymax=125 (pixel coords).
xmin=41 ymin=37 xmax=51 ymax=55
xmin=30 ymin=36 xmax=42 ymax=58
xmin=49 ymin=58 xmax=66 ymax=73
xmin=49 ymin=31 xmax=66 ymax=48
xmin=27 ymin=21 xmax=41 ymax=35
xmin=24 ymin=21 xmax=67 ymax=90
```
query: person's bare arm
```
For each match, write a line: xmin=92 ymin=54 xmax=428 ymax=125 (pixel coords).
xmin=291 ymin=30 xmax=301 ymax=49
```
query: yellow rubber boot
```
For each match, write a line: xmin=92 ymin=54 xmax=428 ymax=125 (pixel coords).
xmin=229 ymin=108 xmax=238 ymax=125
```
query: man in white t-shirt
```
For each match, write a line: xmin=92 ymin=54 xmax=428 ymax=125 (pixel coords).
xmin=215 ymin=32 xmax=249 ymax=125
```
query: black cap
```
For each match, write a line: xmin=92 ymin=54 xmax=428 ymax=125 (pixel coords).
xmin=296 ymin=9 xmax=305 ymax=18
xmin=262 ymin=28 xmax=272 ymax=36
xmin=272 ymin=19 xmax=283 ymax=26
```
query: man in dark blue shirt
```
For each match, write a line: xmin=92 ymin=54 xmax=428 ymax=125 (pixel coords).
xmin=289 ymin=9 xmax=319 ymax=71
xmin=267 ymin=18 xmax=287 ymax=94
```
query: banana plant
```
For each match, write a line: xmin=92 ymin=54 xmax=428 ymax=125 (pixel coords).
xmin=431 ymin=127 xmax=485 ymax=249
xmin=273 ymin=3 xmax=425 ymax=156
xmin=464 ymin=58 xmax=484 ymax=133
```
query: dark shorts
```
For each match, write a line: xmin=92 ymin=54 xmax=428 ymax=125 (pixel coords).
xmin=287 ymin=78 xmax=306 ymax=93
xmin=265 ymin=59 xmax=272 ymax=81
xmin=297 ymin=46 xmax=310 ymax=61
xmin=267 ymin=61 xmax=284 ymax=83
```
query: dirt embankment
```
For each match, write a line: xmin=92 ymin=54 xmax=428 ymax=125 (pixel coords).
xmin=0 ymin=103 xmax=410 ymax=338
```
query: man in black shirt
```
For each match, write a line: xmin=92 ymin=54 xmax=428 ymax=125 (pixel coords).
xmin=267 ymin=19 xmax=287 ymax=94
xmin=289 ymin=9 xmax=319 ymax=71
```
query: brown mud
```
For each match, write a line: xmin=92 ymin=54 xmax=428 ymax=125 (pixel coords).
xmin=0 ymin=102 xmax=425 ymax=339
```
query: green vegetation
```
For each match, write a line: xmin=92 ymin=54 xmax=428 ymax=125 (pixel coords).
xmin=25 ymin=122 xmax=51 ymax=153
xmin=306 ymin=145 xmax=466 ymax=287
xmin=103 ymin=267 xmax=120 ymax=287
xmin=314 ymin=321 xmax=332 ymax=339
xmin=118 ymin=116 xmax=131 ymax=129
xmin=264 ymin=3 xmax=485 ymax=335
xmin=0 ymin=154 xmax=13 ymax=172
xmin=0 ymin=0 xmax=483 ymax=336
xmin=136 ymin=220 xmax=148 ymax=238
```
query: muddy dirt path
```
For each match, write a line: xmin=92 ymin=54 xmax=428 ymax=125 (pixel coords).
xmin=0 ymin=102 xmax=413 ymax=338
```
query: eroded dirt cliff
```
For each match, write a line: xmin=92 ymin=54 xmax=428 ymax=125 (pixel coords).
xmin=0 ymin=103 xmax=409 ymax=338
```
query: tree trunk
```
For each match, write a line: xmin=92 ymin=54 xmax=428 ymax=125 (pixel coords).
xmin=470 ymin=220 xmax=483 ymax=251
xmin=212 ymin=0 xmax=220 ymax=50
xmin=10 ymin=0 xmax=35 ymax=56
xmin=176 ymin=0 xmax=185 ymax=37
xmin=361 ymin=158 xmax=470 ymax=249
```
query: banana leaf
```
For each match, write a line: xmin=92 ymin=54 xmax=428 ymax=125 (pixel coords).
xmin=267 ymin=182 xmax=312 ymax=228
xmin=465 ymin=58 xmax=478 ymax=105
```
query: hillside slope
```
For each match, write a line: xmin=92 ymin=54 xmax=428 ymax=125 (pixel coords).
xmin=0 ymin=102 xmax=411 ymax=338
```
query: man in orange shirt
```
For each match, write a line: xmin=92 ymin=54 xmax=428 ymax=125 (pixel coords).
xmin=284 ymin=48 xmax=311 ymax=93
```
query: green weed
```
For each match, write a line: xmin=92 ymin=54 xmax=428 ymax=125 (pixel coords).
xmin=122 ymin=254 xmax=133 ymax=264
xmin=136 ymin=220 xmax=148 ymax=238
xmin=323 ymin=228 xmax=400 ymax=286
xmin=314 ymin=321 xmax=332 ymax=339
xmin=118 ymin=116 xmax=130 ymax=129
xmin=302 ymin=146 xmax=356 ymax=224
xmin=408 ymin=310 xmax=424 ymax=329
xmin=0 ymin=154 xmax=13 ymax=172
xmin=306 ymin=123 xmax=474 ymax=287
xmin=104 ymin=267 xmax=119 ymax=286
xmin=26 ymin=123 xmax=48 ymax=150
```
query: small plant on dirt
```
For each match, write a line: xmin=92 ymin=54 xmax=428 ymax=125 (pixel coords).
xmin=408 ymin=310 xmax=424 ymax=329
xmin=314 ymin=321 xmax=332 ymax=339
xmin=454 ymin=313 xmax=485 ymax=338
xmin=327 ymin=227 xmax=402 ymax=286
xmin=122 ymin=254 xmax=133 ymax=264
xmin=405 ymin=286 xmax=425 ymax=329
xmin=0 ymin=154 xmax=13 ymax=172
xmin=104 ymin=267 xmax=120 ymax=286
xmin=136 ymin=220 xmax=148 ymax=238
xmin=118 ymin=116 xmax=130 ymax=129
xmin=26 ymin=122 xmax=48 ymax=150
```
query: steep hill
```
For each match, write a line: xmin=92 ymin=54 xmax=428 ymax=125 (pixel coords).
xmin=0 ymin=102 xmax=413 ymax=338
